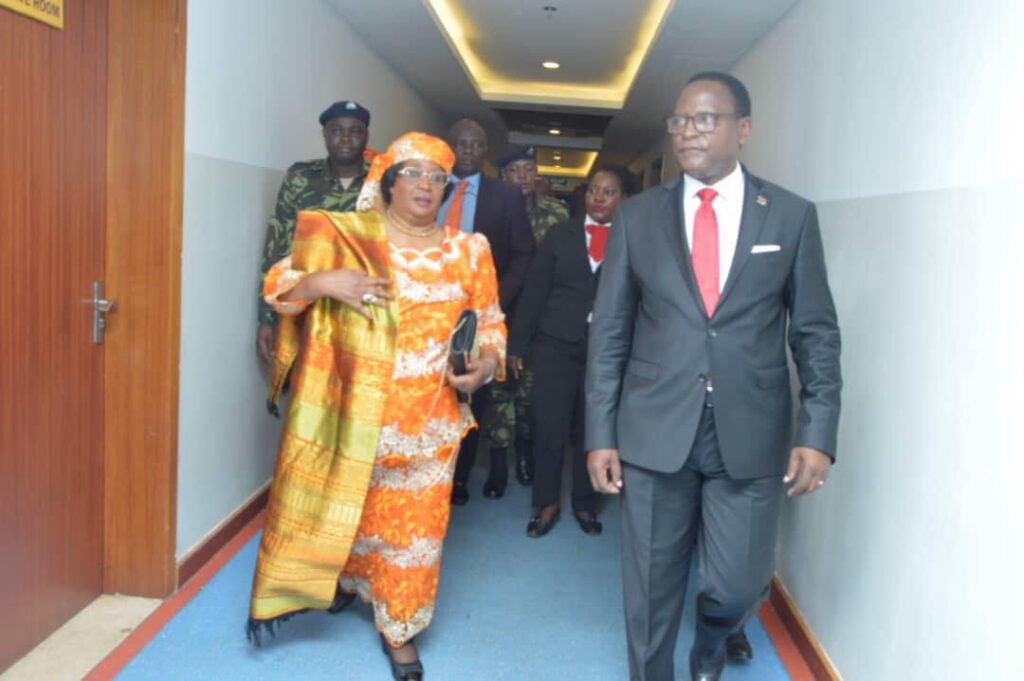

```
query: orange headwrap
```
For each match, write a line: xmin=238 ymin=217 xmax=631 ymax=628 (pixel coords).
xmin=356 ymin=132 xmax=455 ymax=212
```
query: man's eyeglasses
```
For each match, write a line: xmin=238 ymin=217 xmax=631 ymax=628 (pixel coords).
xmin=396 ymin=166 xmax=450 ymax=188
xmin=665 ymin=112 xmax=741 ymax=135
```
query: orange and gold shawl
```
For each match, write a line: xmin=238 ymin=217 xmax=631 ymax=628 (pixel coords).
xmin=249 ymin=209 xmax=396 ymax=625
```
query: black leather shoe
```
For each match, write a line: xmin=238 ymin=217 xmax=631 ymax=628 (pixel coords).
xmin=450 ymin=482 xmax=469 ymax=506
xmin=482 ymin=479 xmax=505 ymax=499
xmin=725 ymin=629 xmax=753 ymax=663
xmin=689 ymin=646 xmax=725 ymax=681
xmin=526 ymin=507 xmax=560 ymax=537
xmin=380 ymin=635 xmax=423 ymax=681
xmin=573 ymin=511 xmax=603 ymax=536
xmin=326 ymin=585 xmax=356 ymax=614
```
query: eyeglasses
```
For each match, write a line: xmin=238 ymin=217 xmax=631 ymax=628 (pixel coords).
xmin=396 ymin=166 xmax=450 ymax=188
xmin=586 ymin=186 xmax=621 ymax=199
xmin=665 ymin=112 xmax=741 ymax=135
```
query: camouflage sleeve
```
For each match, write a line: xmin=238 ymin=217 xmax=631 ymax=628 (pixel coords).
xmin=257 ymin=169 xmax=301 ymax=327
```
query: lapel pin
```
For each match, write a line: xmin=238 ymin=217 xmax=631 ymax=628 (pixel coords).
xmin=756 ymin=195 xmax=768 ymax=206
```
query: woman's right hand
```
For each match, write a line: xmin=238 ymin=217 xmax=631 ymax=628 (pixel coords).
xmin=286 ymin=268 xmax=393 ymax=320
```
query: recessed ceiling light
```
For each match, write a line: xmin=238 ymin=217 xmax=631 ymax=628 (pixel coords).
xmin=549 ymin=129 xmax=561 ymax=135
xmin=542 ymin=61 xmax=560 ymax=70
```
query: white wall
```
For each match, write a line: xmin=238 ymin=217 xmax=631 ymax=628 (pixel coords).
xmin=731 ymin=0 xmax=1024 ymax=678
xmin=177 ymin=0 xmax=444 ymax=557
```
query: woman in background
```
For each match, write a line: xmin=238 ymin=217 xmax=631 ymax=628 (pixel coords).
xmin=248 ymin=132 xmax=505 ymax=681
xmin=508 ymin=166 xmax=631 ymax=538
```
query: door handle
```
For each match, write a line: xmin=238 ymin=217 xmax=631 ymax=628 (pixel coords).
xmin=82 ymin=281 xmax=116 ymax=344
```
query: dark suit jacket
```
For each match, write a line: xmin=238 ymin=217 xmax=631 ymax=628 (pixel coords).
xmin=584 ymin=170 xmax=842 ymax=479
xmin=471 ymin=176 xmax=535 ymax=314
xmin=509 ymin=218 xmax=598 ymax=358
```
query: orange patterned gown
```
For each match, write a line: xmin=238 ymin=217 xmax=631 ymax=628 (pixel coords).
xmin=260 ymin=215 xmax=505 ymax=647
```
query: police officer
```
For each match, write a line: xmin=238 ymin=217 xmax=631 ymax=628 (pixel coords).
xmin=496 ymin=146 xmax=570 ymax=488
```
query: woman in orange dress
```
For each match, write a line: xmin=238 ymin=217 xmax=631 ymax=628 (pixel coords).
xmin=248 ymin=132 xmax=505 ymax=681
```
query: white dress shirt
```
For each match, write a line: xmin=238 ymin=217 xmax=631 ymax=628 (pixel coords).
xmin=682 ymin=163 xmax=745 ymax=292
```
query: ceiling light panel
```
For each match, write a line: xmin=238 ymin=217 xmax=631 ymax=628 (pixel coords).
xmin=537 ymin=150 xmax=599 ymax=179
xmin=423 ymin=0 xmax=675 ymax=109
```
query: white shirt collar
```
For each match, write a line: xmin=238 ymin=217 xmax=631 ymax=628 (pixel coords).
xmin=683 ymin=162 xmax=745 ymax=203
xmin=584 ymin=214 xmax=611 ymax=227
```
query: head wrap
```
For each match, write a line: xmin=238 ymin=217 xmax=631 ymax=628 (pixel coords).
xmin=497 ymin=145 xmax=536 ymax=169
xmin=356 ymin=132 xmax=455 ymax=212
xmin=318 ymin=100 xmax=371 ymax=127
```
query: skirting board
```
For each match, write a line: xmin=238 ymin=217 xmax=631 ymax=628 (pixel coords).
xmin=769 ymin=576 xmax=840 ymax=680
xmin=176 ymin=483 xmax=270 ymax=587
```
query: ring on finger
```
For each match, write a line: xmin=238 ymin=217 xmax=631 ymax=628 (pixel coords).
xmin=361 ymin=292 xmax=378 ymax=305
xmin=817 ymin=479 xmax=826 ymax=487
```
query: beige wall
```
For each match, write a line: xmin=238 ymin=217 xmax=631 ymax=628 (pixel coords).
xmin=732 ymin=0 xmax=1024 ymax=678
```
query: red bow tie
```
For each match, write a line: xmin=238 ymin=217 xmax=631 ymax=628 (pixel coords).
xmin=585 ymin=222 xmax=610 ymax=263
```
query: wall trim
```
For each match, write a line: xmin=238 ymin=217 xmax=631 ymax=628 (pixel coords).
xmin=176 ymin=483 xmax=270 ymax=588
xmin=769 ymin=576 xmax=841 ymax=680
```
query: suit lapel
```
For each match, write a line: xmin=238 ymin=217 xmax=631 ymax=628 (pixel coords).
xmin=472 ymin=176 xmax=490 ymax=231
xmin=717 ymin=173 xmax=770 ymax=311
xmin=663 ymin=179 xmax=707 ymax=316
xmin=566 ymin=219 xmax=591 ymax=278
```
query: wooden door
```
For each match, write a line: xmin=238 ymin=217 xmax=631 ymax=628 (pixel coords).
xmin=0 ymin=1 xmax=108 ymax=670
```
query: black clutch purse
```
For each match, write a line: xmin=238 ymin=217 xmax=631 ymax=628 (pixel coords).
xmin=449 ymin=309 xmax=478 ymax=375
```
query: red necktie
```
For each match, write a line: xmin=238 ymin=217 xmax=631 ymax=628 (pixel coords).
xmin=585 ymin=222 xmax=610 ymax=263
xmin=691 ymin=188 xmax=720 ymax=317
xmin=444 ymin=180 xmax=469 ymax=232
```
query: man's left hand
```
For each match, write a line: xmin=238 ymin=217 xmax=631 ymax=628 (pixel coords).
xmin=784 ymin=446 xmax=832 ymax=497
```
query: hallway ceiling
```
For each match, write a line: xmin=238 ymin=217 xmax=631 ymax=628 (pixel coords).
xmin=330 ymin=0 xmax=796 ymax=175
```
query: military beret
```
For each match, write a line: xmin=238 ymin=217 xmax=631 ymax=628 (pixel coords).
xmin=498 ymin=146 xmax=536 ymax=168
xmin=318 ymin=100 xmax=371 ymax=127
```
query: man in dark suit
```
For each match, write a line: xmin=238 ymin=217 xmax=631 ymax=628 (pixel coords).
xmin=509 ymin=165 xmax=631 ymax=538
xmin=441 ymin=119 xmax=535 ymax=505
xmin=585 ymin=72 xmax=842 ymax=681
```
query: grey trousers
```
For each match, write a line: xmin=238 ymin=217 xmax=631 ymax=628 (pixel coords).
xmin=620 ymin=406 xmax=784 ymax=681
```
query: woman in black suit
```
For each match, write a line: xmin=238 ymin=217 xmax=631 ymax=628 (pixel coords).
xmin=508 ymin=166 xmax=631 ymax=537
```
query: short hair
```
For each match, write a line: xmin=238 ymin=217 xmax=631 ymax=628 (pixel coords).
xmin=446 ymin=118 xmax=486 ymax=145
xmin=590 ymin=164 xmax=634 ymax=197
xmin=685 ymin=71 xmax=751 ymax=118
xmin=380 ymin=162 xmax=456 ymax=205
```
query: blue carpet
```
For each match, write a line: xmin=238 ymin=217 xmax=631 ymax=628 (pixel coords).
xmin=119 ymin=468 xmax=790 ymax=680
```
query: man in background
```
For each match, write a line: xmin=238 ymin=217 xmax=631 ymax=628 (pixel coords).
xmin=498 ymin=146 xmax=570 ymax=487
xmin=256 ymin=100 xmax=372 ymax=364
xmin=442 ymin=120 xmax=535 ymax=505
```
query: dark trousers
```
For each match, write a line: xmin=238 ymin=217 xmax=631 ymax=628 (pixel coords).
xmin=620 ymin=406 xmax=783 ymax=681
xmin=529 ymin=336 xmax=596 ymax=513
xmin=453 ymin=383 xmax=508 ymax=487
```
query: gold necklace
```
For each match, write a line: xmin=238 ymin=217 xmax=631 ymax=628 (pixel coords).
xmin=385 ymin=208 xmax=438 ymax=238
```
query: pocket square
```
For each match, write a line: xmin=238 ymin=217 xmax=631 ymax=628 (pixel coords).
xmin=751 ymin=244 xmax=781 ymax=254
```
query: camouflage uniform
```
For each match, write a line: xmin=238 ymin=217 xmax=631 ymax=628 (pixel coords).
xmin=258 ymin=159 xmax=369 ymax=327
xmin=484 ymin=193 xmax=570 ymax=449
